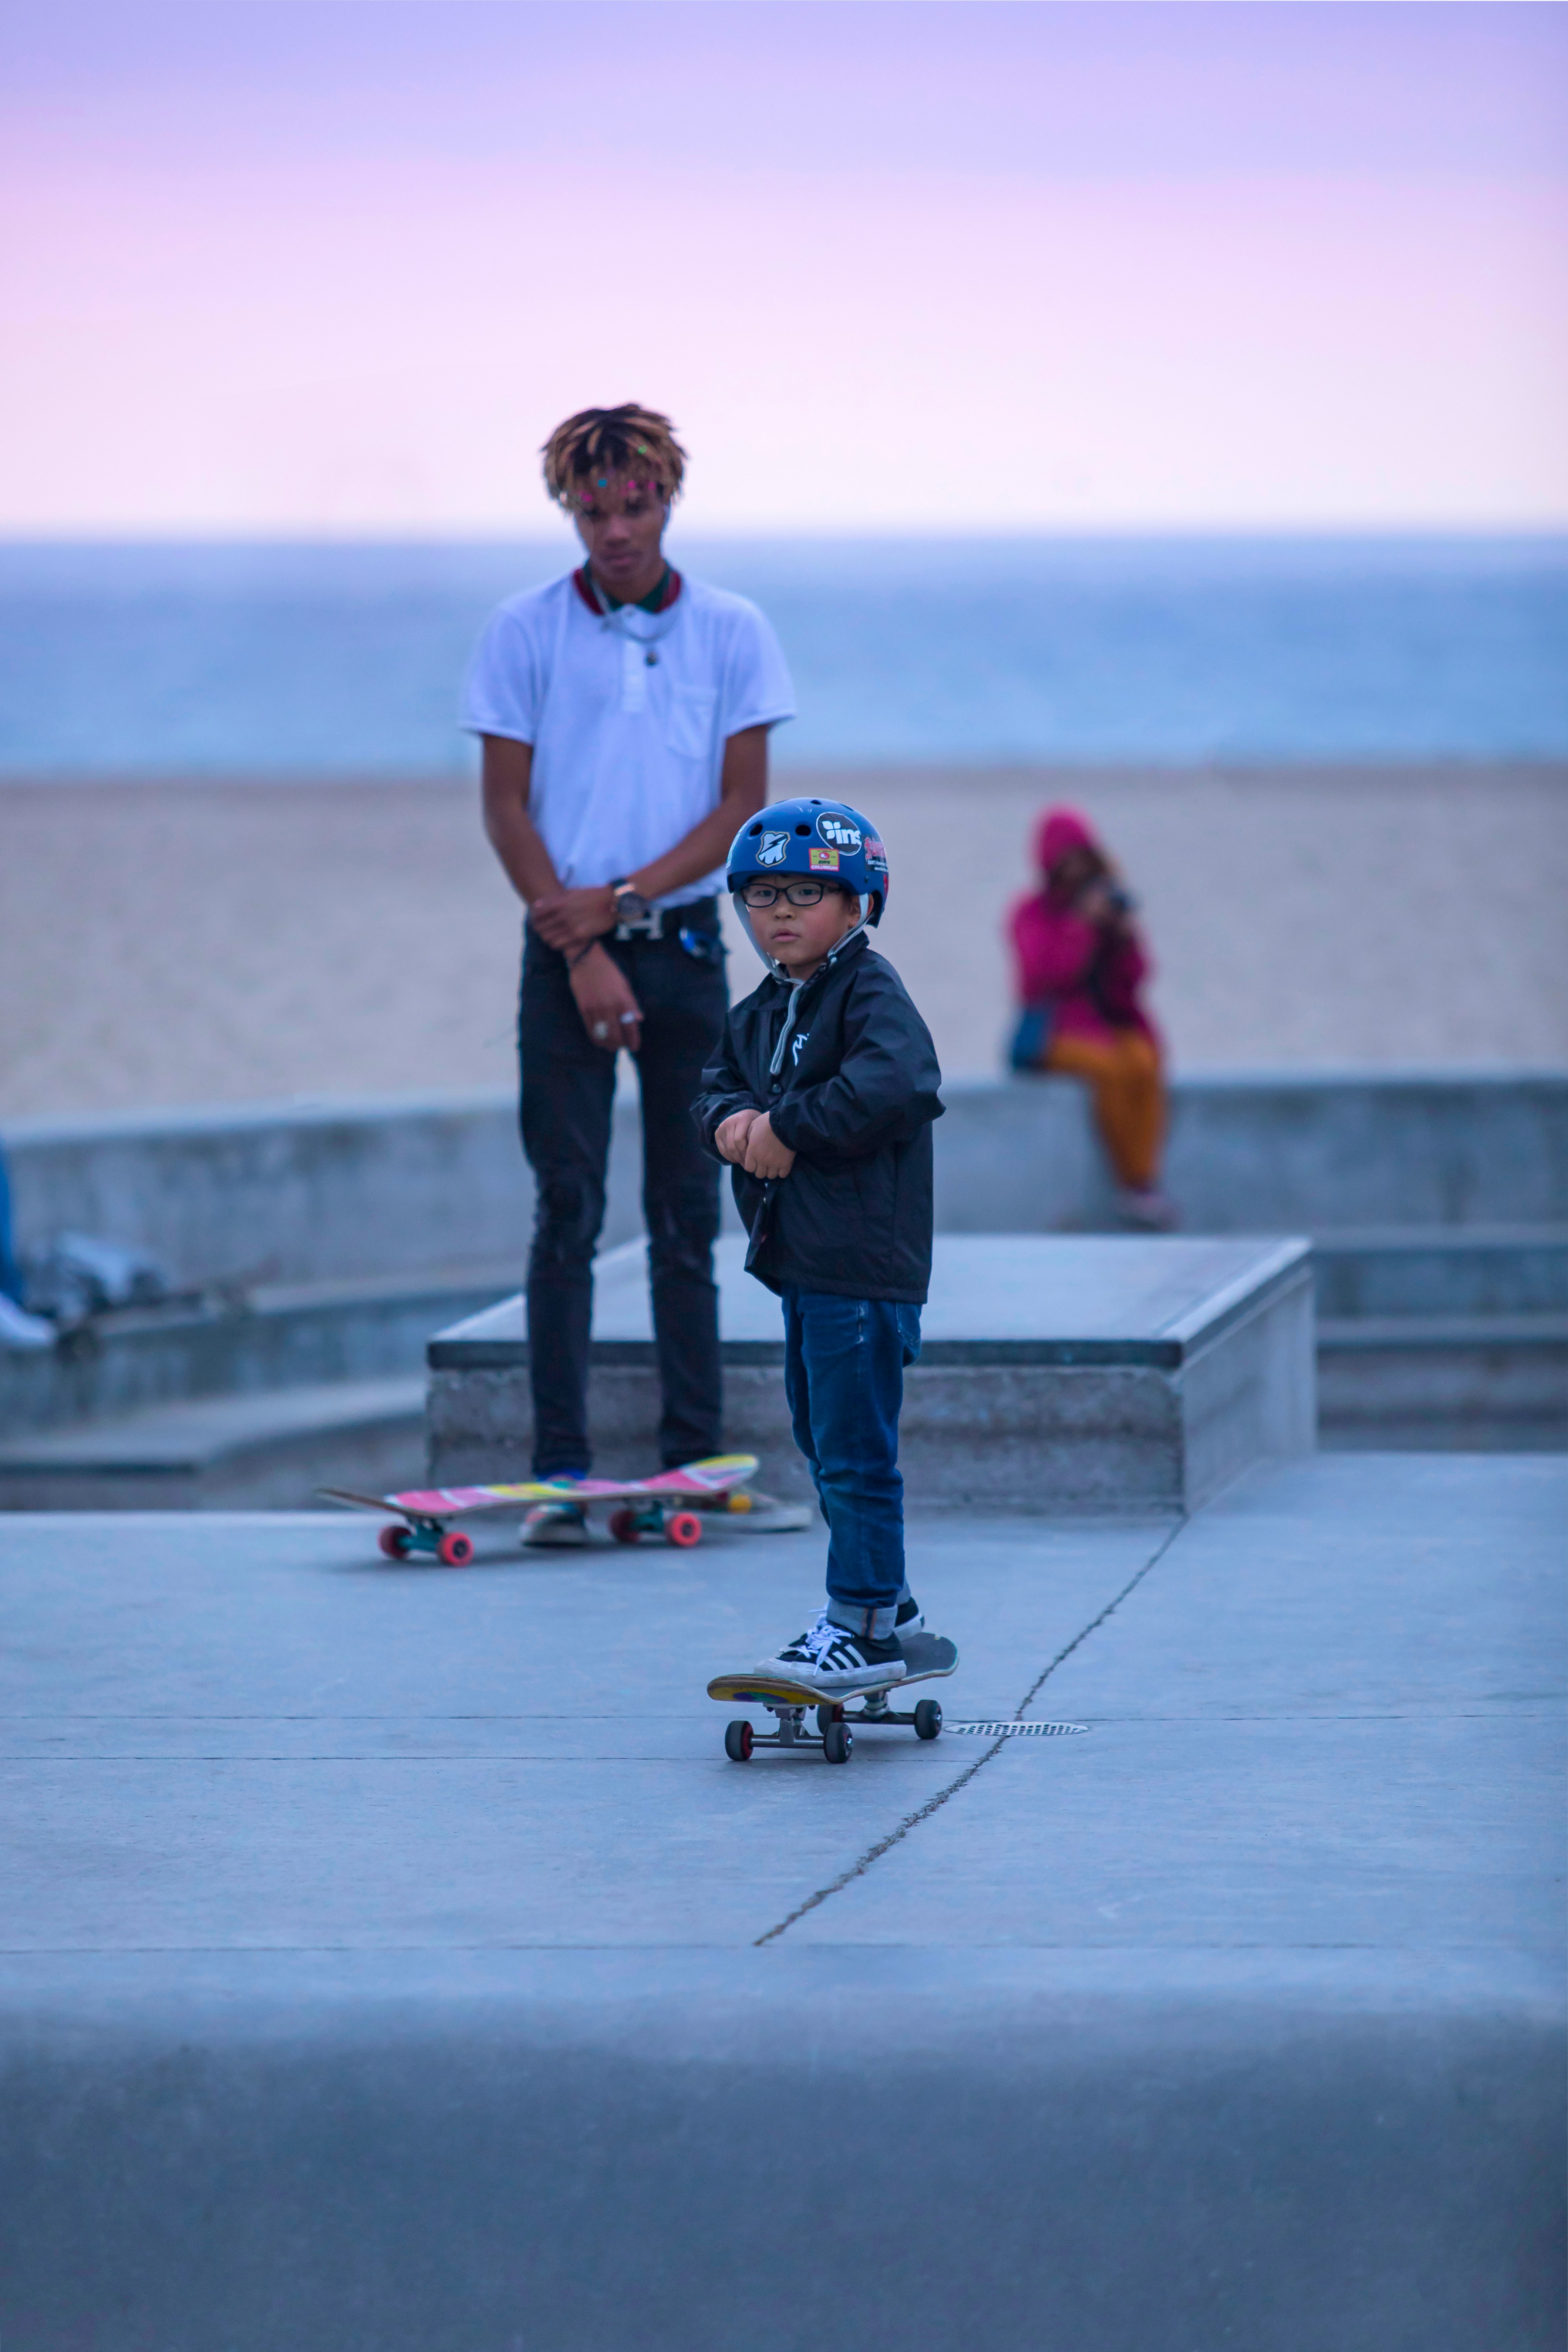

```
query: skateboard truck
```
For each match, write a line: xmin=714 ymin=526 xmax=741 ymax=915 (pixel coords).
xmin=608 ymin=1503 xmax=703 ymax=1549
xmin=377 ymin=1517 xmax=473 ymax=1568
xmin=721 ymin=1691 xmax=945 ymax=1766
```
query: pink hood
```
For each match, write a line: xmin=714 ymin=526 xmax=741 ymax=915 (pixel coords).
xmin=1035 ymin=806 xmax=1099 ymax=878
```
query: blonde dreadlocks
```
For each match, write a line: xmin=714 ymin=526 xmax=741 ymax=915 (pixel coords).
xmin=541 ymin=405 xmax=687 ymax=511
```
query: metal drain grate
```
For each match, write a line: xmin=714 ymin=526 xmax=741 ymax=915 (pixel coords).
xmin=943 ymin=1720 xmax=1090 ymax=1738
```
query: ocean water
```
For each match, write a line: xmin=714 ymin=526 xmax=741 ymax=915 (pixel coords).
xmin=1 ymin=536 xmax=1564 ymax=775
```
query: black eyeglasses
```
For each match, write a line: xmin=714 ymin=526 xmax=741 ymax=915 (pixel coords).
xmin=738 ymin=879 xmax=836 ymax=910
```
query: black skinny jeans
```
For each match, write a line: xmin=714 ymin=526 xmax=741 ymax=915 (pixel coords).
xmin=518 ymin=910 xmax=727 ymax=1476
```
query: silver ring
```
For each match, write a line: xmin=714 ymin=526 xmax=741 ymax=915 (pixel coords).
xmin=592 ymin=1022 xmax=610 ymax=1040
xmin=618 ymin=1012 xmax=637 ymax=1025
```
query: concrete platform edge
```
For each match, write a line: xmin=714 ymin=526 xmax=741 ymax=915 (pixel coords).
xmin=0 ymin=1948 xmax=1559 ymax=2352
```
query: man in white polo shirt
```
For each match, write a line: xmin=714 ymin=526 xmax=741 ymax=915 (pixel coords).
xmin=462 ymin=405 xmax=795 ymax=1535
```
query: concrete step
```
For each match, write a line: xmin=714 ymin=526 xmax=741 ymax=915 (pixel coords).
xmin=428 ymin=1234 xmax=1317 ymax=1516
xmin=1318 ymin=1312 xmax=1568 ymax=1451
xmin=0 ymin=1262 xmax=517 ymax=1438
xmin=1311 ymin=1227 xmax=1568 ymax=1318
xmin=0 ymin=1377 xmax=426 ymax=1509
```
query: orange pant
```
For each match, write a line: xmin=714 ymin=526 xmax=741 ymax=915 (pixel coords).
xmin=1045 ymin=1028 xmax=1166 ymax=1191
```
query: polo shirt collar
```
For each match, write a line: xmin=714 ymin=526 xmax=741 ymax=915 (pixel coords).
xmin=574 ymin=563 xmax=682 ymax=617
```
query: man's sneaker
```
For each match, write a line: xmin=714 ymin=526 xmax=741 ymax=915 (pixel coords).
xmin=895 ymin=1595 xmax=925 ymax=1640
xmin=755 ymin=1614 xmax=908 ymax=1695
xmin=520 ymin=1502 xmax=589 ymax=1548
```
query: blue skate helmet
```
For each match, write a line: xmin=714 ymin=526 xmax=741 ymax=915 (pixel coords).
xmin=726 ymin=798 xmax=889 ymax=945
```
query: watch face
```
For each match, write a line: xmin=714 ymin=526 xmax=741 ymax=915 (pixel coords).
xmin=615 ymin=890 xmax=649 ymax=921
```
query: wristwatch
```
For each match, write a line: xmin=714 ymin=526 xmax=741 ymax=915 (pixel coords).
xmin=609 ymin=877 xmax=650 ymax=925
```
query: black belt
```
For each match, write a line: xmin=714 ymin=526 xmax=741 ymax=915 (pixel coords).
xmin=612 ymin=895 xmax=720 ymax=942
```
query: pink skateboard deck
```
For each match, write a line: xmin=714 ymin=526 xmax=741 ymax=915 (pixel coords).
xmin=320 ymin=1452 xmax=760 ymax=1564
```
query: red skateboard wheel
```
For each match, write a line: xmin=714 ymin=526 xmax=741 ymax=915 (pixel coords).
xmin=378 ymin=1524 xmax=411 ymax=1560
xmin=665 ymin=1511 xmax=702 ymax=1549
xmin=436 ymin=1529 xmax=474 ymax=1568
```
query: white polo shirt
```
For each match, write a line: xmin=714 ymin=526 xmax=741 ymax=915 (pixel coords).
xmin=461 ymin=569 xmax=796 ymax=908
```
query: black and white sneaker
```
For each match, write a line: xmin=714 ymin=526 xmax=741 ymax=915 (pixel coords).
xmin=895 ymin=1595 xmax=925 ymax=1640
xmin=755 ymin=1613 xmax=908 ymax=1695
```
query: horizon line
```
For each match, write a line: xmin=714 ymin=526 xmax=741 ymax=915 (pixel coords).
xmin=3 ymin=524 xmax=1567 ymax=550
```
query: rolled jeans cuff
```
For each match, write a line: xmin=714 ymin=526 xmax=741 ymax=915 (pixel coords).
xmin=826 ymin=1602 xmax=899 ymax=1642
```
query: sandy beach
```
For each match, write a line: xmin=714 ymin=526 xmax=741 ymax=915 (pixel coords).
xmin=2 ymin=765 xmax=1565 ymax=1121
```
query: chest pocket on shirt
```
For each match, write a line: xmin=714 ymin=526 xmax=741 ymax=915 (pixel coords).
xmin=667 ymin=686 xmax=717 ymax=760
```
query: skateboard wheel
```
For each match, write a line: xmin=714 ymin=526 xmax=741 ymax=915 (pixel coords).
xmin=815 ymin=1703 xmax=842 ymax=1738
xmin=724 ymin=1720 xmax=754 ymax=1762
xmin=378 ymin=1525 xmax=411 ymax=1561
xmin=726 ymin=1490 xmax=753 ymax=1514
xmin=665 ymin=1511 xmax=702 ymax=1549
xmin=609 ymin=1508 xmax=640 ymax=1545
xmin=822 ymin=1719 xmax=852 ymax=1764
xmin=914 ymin=1699 xmax=943 ymax=1741
xmin=436 ymin=1530 xmax=474 ymax=1568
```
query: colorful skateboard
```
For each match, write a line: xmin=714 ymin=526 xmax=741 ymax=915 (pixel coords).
xmin=321 ymin=1452 xmax=762 ymax=1566
xmin=708 ymin=1632 xmax=959 ymax=1764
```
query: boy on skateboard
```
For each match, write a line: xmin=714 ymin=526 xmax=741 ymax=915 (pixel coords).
xmin=693 ymin=800 xmax=944 ymax=1695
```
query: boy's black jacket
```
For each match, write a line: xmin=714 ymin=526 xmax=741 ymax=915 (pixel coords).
xmin=691 ymin=930 xmax=944 ymax=1302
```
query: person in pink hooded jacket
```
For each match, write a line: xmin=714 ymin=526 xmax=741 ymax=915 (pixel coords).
xmin=1007 ymin=806 xmax=1175 ymax=1227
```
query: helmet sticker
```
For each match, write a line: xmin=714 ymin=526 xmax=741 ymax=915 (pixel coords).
xmin=864 ymin=836 xmax=888 ymax=871
xmin=816 ymin=811 xmax=863 ymax=854
xmin=808 ymin=846 xmax=840 ymax=870
xmin=755 ymin=830 xmax=790 ymax=867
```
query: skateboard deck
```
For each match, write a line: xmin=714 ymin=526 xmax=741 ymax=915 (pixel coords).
xmin=710 ymin=1633 xmax=959 ymax=1764
xmin=322 ymin=1452 xmax=762 ymax=1565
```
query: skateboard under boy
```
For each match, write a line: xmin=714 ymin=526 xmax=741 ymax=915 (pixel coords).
xmin=321 ymin=1451 xmax=765 ymax=1566
xmin=708 ymin=1631 xmax=960 ymax=1764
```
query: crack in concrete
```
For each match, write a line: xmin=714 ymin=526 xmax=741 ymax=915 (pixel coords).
xmin=753 ymin=1523 xmax=1184 ymax=1946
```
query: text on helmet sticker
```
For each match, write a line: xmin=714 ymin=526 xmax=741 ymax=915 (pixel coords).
xmin=864 ymin=836 xmax=888 ymax=871
xmin=816 ymin=811 xmax=863 ymax=853
xmin=808 ymin=846 xmax=840 ymax=870
xmin=754 ymin=831 xmax=790 ymax=867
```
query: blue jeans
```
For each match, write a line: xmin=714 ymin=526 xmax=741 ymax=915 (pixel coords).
xmin=781 ymin=1290 xmax=923 ymax=1640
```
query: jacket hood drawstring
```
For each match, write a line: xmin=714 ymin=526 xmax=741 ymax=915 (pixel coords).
xmin=741 ymin=914 xmax=872 ymax=1077
xmin=768 ymin=974 xmax=809 ymax=1077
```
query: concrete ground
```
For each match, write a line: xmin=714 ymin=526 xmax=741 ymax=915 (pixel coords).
xmin=0 ymin=1452 xmax=1562 ymax=2349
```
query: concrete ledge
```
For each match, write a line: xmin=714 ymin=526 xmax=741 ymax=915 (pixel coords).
xmin=8 ymin=1072 xmax=1563 ymax=1296
xmin=0 ymin=1377 xmax=425 ymax=1508
xmin=4 ymin=1090 xmax=586 ymax=1287
xmin=937 ymin=1067 xmax=1568 ymax=1232
xmin=0 ymin=1949 xmax=1558 ymax=2352
xmin=0 ymin=1262 xmax=520 ymax=1438
xmin=427 ymin=1235 xmax=1315 ymax=1512
xmin=1312 ymin=1226 xmax=1568 ymax=1316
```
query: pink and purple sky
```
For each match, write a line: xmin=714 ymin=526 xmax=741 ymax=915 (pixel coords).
xmin=1 ymin=1 xmax=1564 ymax=536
